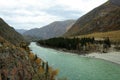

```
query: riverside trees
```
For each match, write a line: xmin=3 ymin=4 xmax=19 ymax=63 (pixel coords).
xmin=38 ymin=37 xmax=111 ymax=53
xmin=38 ymin=37 xmax=95 ymax=51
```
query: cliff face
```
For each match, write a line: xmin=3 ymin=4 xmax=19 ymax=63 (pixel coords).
xmin=64 ymin=1 xmax=120 ymax=37
xmin=0 ymin=18 xmax=26 ymax=45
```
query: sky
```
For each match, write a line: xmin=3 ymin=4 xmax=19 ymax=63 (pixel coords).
xmin=0 ymin=0 xmax=108 ymax=30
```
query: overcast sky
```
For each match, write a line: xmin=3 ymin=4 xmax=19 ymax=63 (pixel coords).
xmin=0 ymin=0 xmax=108 ymax=30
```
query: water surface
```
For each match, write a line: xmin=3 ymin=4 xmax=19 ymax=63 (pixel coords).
xmin=29 ymin=42 xmax=120 ymax=80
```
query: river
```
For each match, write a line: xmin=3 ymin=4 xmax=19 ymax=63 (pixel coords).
xmin=29 ymin=42 xmax=120 ymax=80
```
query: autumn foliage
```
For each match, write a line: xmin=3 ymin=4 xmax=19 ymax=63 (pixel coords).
xmin=28 ymin=52 xmax=58 ymax=80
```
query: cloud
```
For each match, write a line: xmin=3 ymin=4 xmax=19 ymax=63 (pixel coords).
xmin=43 ymin=5 xmax=82 ymax=19
xmin=0 ymin=0 xmax=108 ymax=29
xmin=57 ymin=0 xmax=109 ymax=13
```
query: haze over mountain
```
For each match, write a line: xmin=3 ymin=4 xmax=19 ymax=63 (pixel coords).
xmin=64 ymin=0 xmax=120 ymax=37
xmin=23 ymin=20 xmax=75 ymax=40
xmin=0 ymin=18 xmax=26 ymax=45
xmin=16 ymin=29 xmax=27 ymax=34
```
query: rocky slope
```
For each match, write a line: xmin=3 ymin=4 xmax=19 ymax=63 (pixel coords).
xmin=0 ymin=36 xmax=58 ymax=80
xmin=0 ymin=18 xmax=26 ymax=45
xmin=0 ymin=18 xmax=58 ymax=80
xmin=24 ymin=20 xmax=75 ymax=40
xmin=0 ymin=36 xmax=33 ymax=80
xmin=64 ymin=0 xmax=120 ymax=37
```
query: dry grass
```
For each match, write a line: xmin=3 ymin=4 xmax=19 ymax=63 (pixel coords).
xmin=76 ymin=30 xmax=120 ymax=42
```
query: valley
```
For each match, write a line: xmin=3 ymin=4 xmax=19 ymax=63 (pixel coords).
xmin=0 ymin=0 xmax=120 ymax=80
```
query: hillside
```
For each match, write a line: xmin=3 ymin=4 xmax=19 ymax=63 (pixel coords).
xmin=0 ymin=18 xmax=58 ymax=80
xmin=0 ymin=18 xmax=26 ymax=45
xmin=0 ymin=36 xmax=58 ymax=80
xmin=0 ymin=36 xmax=34 ymax=79
xmin=24 ymin=20 xmax=75 ymax=40
xmin=64 ymin=1 xmax=120 ymax=37
xmin=76 ymin=30 xmax=120 ymax=42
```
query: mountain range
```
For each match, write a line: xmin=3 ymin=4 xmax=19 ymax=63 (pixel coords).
xmin=16 ymin=29 xmax=27 ymax=34
xmin=23 ymin=20 xmax=75 ymax=40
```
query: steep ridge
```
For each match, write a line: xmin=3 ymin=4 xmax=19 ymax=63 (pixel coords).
xmin=0 ymin=18 xmax=26 ymax=45
xmin=64 ymin=1 xmax=120 ymax=37
xmin=24 ymin=20 xmax=75 ymax=40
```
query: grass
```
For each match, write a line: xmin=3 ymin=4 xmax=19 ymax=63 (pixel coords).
xmin=76 ymin=30 xmax=120 ymax=42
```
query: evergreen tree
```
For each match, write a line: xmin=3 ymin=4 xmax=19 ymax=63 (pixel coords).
xmin=104 ymin=37 xmax=111 ymax=48
xmin=42 ymin=62 xmax=45 ymax=69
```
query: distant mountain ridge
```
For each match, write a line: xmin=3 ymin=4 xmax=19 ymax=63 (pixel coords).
xmin=16 ymin=29 xmax=27 ymax=34
xmin=23 ymin=20 xmax=75 ymax=40
xmin=64 ymin=1 xmax=120 ymax=37
xmin=0 ymin=18 xmax=26 ymax=45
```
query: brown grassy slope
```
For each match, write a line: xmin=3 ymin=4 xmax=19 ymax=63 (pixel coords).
xmin=0 ymin=36 xmax=34 ymax=80
xmin=76 ymin=30 xmax=120 ymax=42
xmin=64 ymin=1 xmax=120 ymax=37
xmin=0 ymin=36 xmax=58 ymax=80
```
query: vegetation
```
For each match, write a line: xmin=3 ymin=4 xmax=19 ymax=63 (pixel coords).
xmin=38 ymin=37 xmax=94 ymax=50
xmin=20 ymin=42 xmax=59 ymax=80
xmin=64 ymin=1 xmax=120 ymax=37
xmin=76 ymin=30 xmax=120 ymax=42
xmin=0 ymin=36 xmax=58 ymax=80
xmin=38 ymin=37 xmax=111 ymax=53
xmin=28 ymin=52 xmax=58 ymax=80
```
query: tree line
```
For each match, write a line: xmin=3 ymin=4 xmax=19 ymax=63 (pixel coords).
xmin=38 ymin=37 xmax=111 ymax=53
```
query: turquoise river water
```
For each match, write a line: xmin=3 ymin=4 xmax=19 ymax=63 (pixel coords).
xmin=29 ymin=42 xmax=120 ymax=80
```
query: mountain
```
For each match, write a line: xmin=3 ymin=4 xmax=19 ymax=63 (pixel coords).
xmin=64 ymin=0 xmax=120 ymax=37
xmin=0 ymin=35 xmax=57 ymax=80
xmin=0 ymin=18 xmax=58 ymax=80
xmin=0 ymin=36 xmax=35 ymax=79
xmin=16 ymin=29 xmax=27 ymax=34
xmin=0 ymin=18 xmax=26 ymax=45
xmin=23 ymin=20 xmax=75 ymax=40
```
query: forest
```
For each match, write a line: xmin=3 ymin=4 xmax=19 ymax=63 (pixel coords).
xmin=38 ymin=37 xmax=111 ymax=53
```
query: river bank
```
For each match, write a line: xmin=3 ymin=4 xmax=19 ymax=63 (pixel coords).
xmin=36 ymin=42 xmax=120 ymax=65
xmin=30 ymin=42 xmax=120 ymax=80
xmin=84 ymin=51 xmax=120 ymax=65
